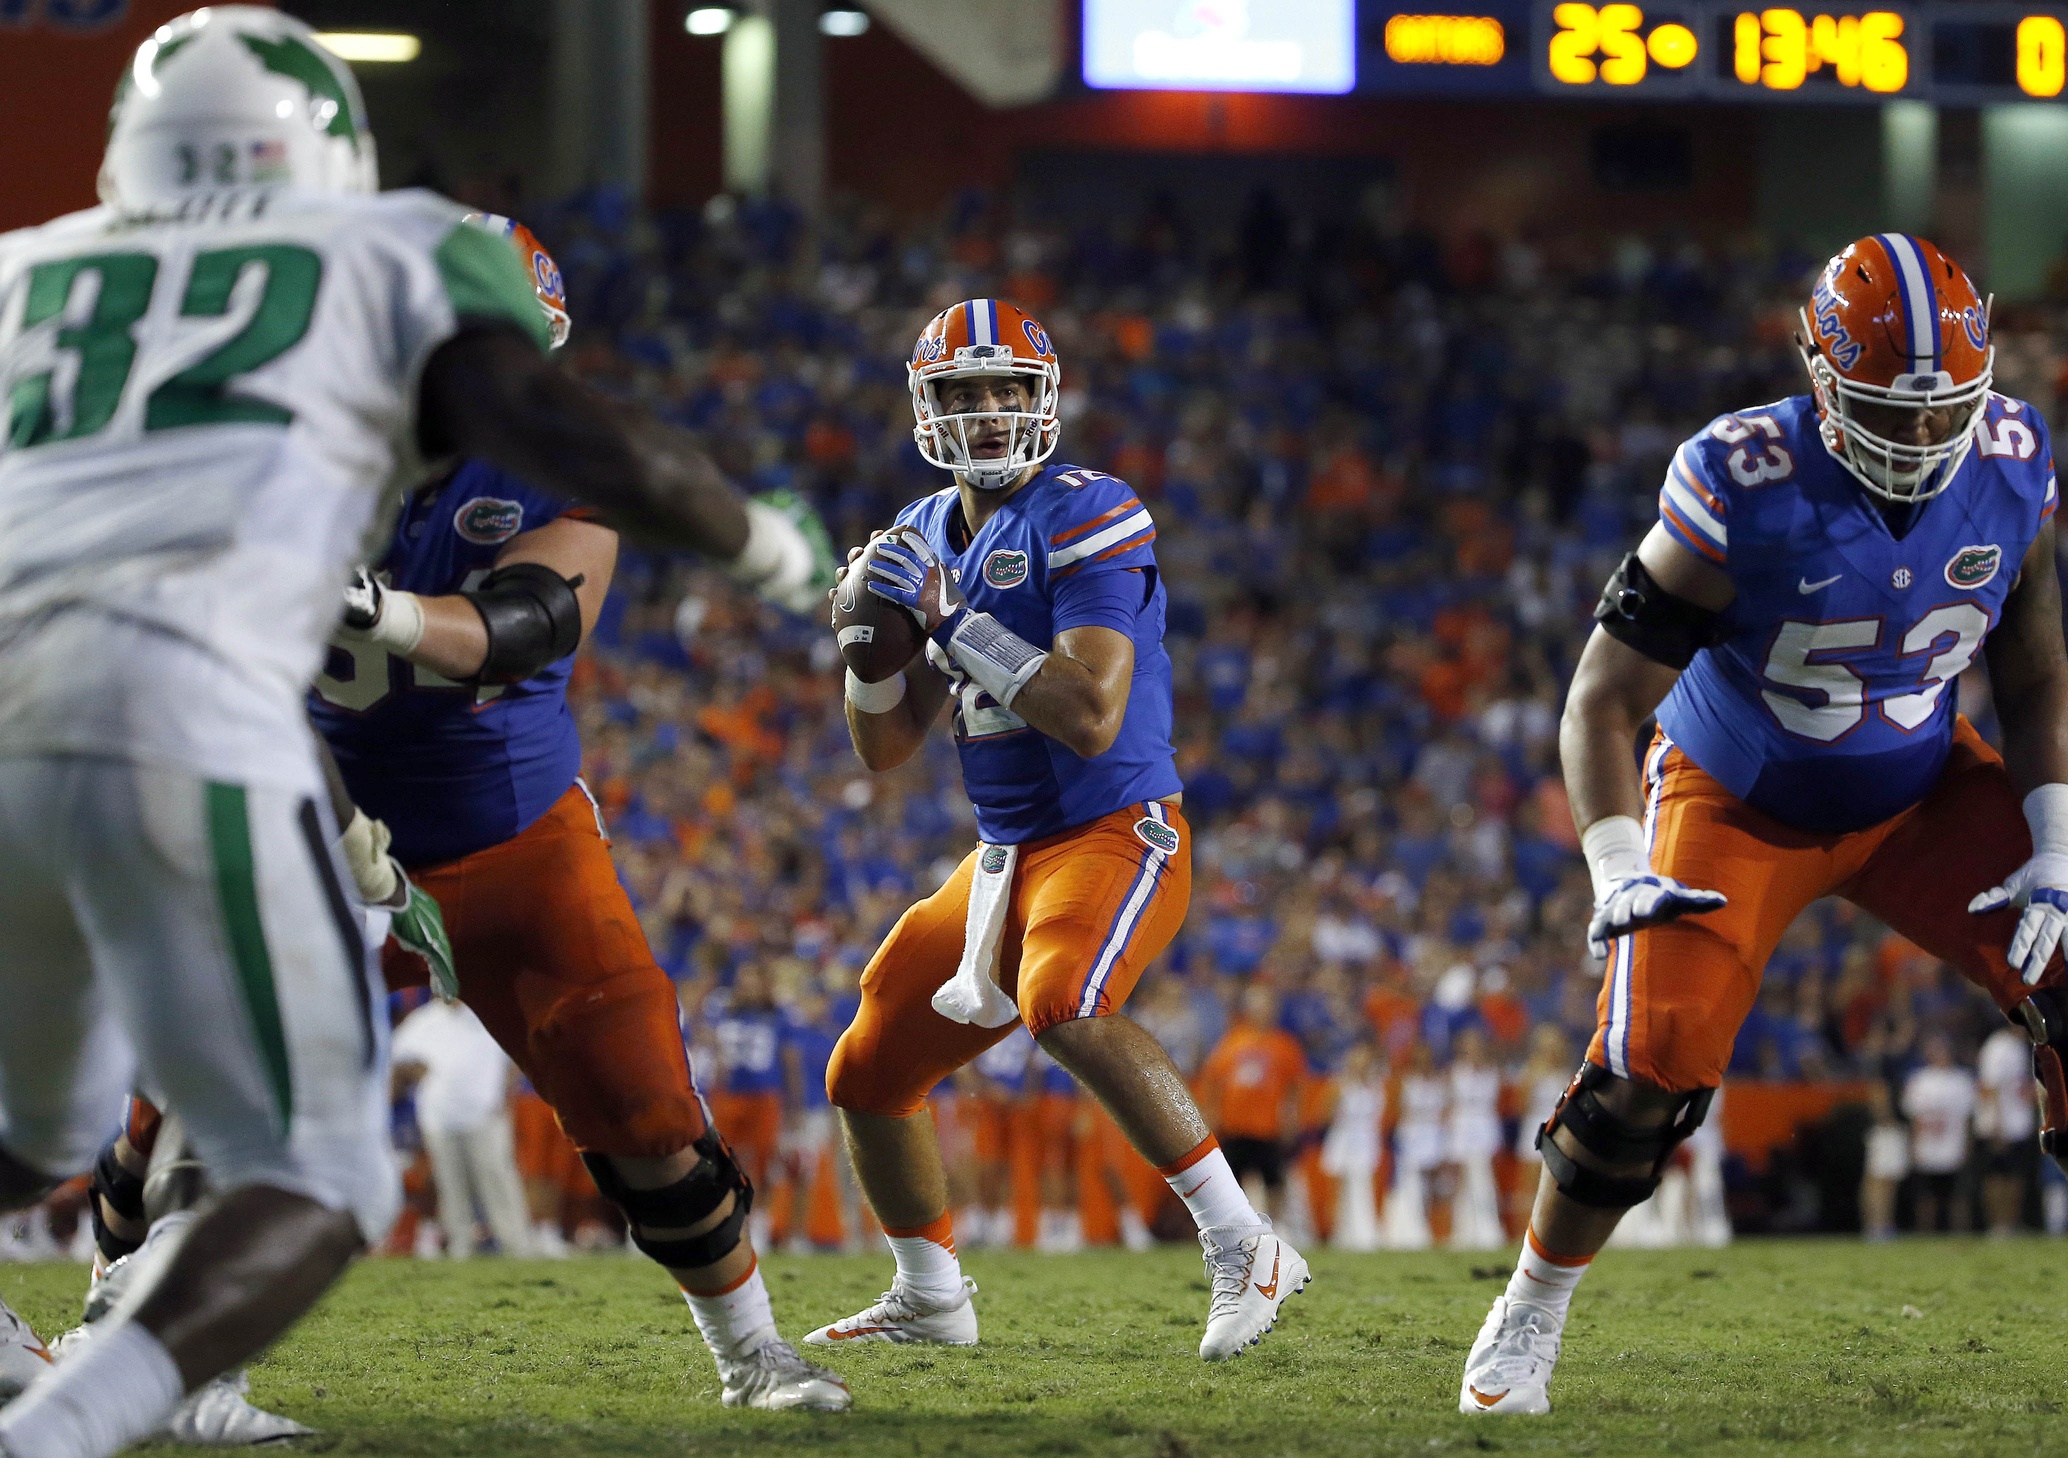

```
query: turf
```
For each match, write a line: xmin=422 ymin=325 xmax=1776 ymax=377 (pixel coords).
xmin=3 ymin=1239 xmax=2063 ymax=1457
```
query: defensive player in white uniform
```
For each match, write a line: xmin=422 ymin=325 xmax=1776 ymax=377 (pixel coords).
xmin=0 ymin=12 xmax=836 ymax=1455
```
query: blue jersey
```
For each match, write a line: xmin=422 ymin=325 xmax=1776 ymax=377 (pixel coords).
xmin=893 ymin=464 xmax=1182 ymax=843
xmin=309 ymin=460 xmax=588 ymax=867
xmin=1656 ymin=393 xmax=2056 ymax=834
xmin=713 ymin=1006 xmax=787 ymax=1096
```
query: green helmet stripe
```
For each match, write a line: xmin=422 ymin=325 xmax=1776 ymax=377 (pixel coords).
xmin=238 ymin=33 xmax=360 ymax=142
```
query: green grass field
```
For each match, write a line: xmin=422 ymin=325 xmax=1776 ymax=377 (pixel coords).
xmin=4 ymin=1239 xmax=2064 ymax=1457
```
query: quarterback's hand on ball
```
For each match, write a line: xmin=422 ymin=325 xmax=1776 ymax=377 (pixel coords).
xmin=1587 ymin=874 xmax=1729 ymax=961
xmin=866 ymin=528 xmax=965 ymax=636
xmin=1969 ymin=857 xmax=2068 ymax=985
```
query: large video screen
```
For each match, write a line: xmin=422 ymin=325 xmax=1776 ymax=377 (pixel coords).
xmin=1083 ymin=0 xmax=1359 ymax=93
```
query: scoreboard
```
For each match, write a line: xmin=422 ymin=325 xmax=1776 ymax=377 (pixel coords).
xmin=1358 ymin=0 xmax=2068 ymax=100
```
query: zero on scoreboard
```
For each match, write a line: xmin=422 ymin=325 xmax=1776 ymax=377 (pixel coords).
xmin=1516 ymin=0 xmax=2068 ymax=100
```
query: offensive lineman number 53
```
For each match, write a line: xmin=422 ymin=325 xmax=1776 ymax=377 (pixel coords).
xmin=3 ymin=246 xmax=321 ymax=449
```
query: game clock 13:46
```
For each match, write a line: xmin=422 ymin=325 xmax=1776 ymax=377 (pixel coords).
xmin=1528 ymin=0 xmax=2068 ymax=100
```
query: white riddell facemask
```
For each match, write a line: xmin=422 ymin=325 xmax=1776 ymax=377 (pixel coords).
xmin=99 ymin=7 xmax=378 ymax=214
xmin=913 ymin=364 xmax=1058 ymax=491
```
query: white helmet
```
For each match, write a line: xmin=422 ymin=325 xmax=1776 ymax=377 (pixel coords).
xmin=100 ymin=6 xmax=377 ymax=213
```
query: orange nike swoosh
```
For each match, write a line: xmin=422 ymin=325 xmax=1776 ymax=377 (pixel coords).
xmin=1180 ymin=1176 xmax=1210 ymax=1198
xmin=1255 ymin=1250 xmax=1280 ymax=1300
xmin=1469 ymin=1386 xmax=1507 ymax=1409
xmin=827 ymin=1325 xmax=896 ymax=1341
xmin=29 ymin=1345 xmax=51 ymax=1365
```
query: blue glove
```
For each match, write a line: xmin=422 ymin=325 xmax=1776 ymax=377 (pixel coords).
xmin=865 ymin=528 xmax=965 ymax=637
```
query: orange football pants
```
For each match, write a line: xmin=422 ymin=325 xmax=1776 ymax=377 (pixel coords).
xmin=827 ymin=802 xmax=1191 ymax=1117
xmin=1594 ymin=718 xmax=2053 ymax=1091
xmin=395 ymin=783 xmax=707 ymax=1157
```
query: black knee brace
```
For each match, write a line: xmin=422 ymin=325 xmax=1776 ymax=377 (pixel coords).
xmin=87 ymin=1136 xmax=148 ymax=1266
xmin=1536 ymin=1062 xmax=1715 ymax=1209
xmin=581 ymin=1130 xmax=754 ymax=1270
xmin=2015 ymin=986 xmax=2068 ymax=1171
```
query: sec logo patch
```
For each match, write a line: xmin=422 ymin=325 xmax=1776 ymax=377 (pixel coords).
xmin=983 ymin=549 xmax=1030 ymax=589
xmin=1134 ymin=817 xmax=1180 ymax=855
xmin=455 ymin=497 xmax=525 ymax=545
xmin=1945 ymin=544 xmax=2002 ymax=589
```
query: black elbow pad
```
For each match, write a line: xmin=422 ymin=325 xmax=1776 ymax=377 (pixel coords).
xmin=462 ymin=562 xmax=585 ymax=684
xmin=1594 ymin=552 xmax=1725 ymax=669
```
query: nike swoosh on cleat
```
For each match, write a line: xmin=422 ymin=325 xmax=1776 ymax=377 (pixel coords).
xmin=1255 ymin=1250 xmax=1281 ymax=1300
xmin=827 ymin=1325 xmax=897 ymax=1341
xmin=1797 ymin=574 xmax=1843 ymax=594
xmin=1469 ymin=1386 xmax=1508 ymax=1409
xmin=1179 ymin=1176 xmax=1210 ymax=1198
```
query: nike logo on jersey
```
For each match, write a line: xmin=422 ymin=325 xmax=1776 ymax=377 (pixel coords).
xmin=1797 ymin=574 xmax=1843 ymax=594
xmin=1255 ymin=1250 xmax=1281 ymax=1300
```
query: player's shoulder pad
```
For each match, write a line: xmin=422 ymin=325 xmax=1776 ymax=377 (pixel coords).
xmin=892 ymin=484 xmax=957 ymax=532
xmin=0 ymin=205 xmax=113 ymax=275
xmin=1038 ymin=465 xmax=1156 ymax=577
xmin=1979 ymin=391 xmax=2057 ymax=519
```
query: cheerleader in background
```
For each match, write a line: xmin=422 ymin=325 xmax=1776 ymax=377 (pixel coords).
xmin=1385 ymin=1042 xmax=1446 ymax=1250
xmin=1320 ymin=1041 xmax=1387 ymax=1250
xmin=1445 ymin=1027 xmax=1506 ymax=1250
xmin=1510 ymin=1025 xmax=1573 ymax=1232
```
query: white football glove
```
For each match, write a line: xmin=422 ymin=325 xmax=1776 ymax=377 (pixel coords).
xmin=1581 ymin=815 xmax=1727 ymax=961
xmin=336 ymin=567 xmax=424 ymax=653
xmin=1969 ymin=784 xmax=2068 ymax=986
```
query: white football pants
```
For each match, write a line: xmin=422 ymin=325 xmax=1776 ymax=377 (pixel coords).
xmin=0 ymin=755 xmax=399 ymax=1244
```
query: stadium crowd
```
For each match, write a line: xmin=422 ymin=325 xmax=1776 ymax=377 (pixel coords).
xmin=8 ymin=186 xmax=2066 ymax=1264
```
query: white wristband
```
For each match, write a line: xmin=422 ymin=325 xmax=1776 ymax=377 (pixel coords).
xmin=2024 ymin=784 xmax=2068 ymax=853
xmin=338 ymin=808 xmax=401 ymax=905
xmin=845 ymin=668 xmax=907 ymax=714
xmin=728 ymin=498 xmax=813 ymax=596
xmin=344 ymin=587 xmax=424 ymax=655
xmin=1580 ymin=815 xmax=1650 ymax=900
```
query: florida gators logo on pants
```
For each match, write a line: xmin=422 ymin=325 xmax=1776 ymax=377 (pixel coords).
xmin=1592 ymin=718 xmax=2056 ymax=1091
xmin=827 ymin=801 xmax=1190 ymax=1118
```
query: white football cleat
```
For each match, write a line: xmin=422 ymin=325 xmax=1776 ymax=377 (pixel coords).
xmin=1459 ymin=1294 xmax=1561 ymax=1415
xmin=715 ymin=1339 xmax=851 ymax=1411
xmin=165 ymin=1370 xmax=315 ymax=1445
xmin=801 ymin=1277 xmax=979 ymax=1347
xmin=0 ymin=1296 xmax=53 ymax=1404
xmin=1198 ymin=1224 xmax=1310 ymax=1362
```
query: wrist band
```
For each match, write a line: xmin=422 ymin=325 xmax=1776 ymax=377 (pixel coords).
xmin=1579 ymin=814 xmax=1649 ymax=900
xmin=845 ymin=668 xmax=907 ymax=714
xmin=2025 ymin=783 xmax=2068 ymax=854
xmin=339 ymin=808 xmax=401 ymax=905
xmin=946 ymin=611 xmax=1048 ymax=709
xmin=350 ymin=587 xmax=424 ymax=655
xmin=729 ymin=498 xmax=812 ymax=593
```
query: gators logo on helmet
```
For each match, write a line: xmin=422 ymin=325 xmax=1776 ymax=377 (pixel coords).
xmin=466 ymin=212 xmax=571 ymax=349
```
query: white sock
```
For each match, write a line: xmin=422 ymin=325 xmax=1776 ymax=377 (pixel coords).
xmin=1504 ymin=1226 xmax=1593 ymax=1320
xmin=0 ymin=1320 xmax=184 ymax=1458
xmin=883 ymin=1213 xmax=965 ymax=1307
xmin=681 ymin=1259 xmax=778 ymax=1359
xmin=1160 ymin=1138 xmax=1263 ymax=1232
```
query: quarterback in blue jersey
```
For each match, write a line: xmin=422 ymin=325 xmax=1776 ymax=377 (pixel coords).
xmin=803 ymin=299 xmax=1309 ymax=1362
xmin=1464 ymin=235 xmax=2068 ymax=1416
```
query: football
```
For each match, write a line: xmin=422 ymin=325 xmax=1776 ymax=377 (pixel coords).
xmin=830 ymin=537 xmax=924 ymax=683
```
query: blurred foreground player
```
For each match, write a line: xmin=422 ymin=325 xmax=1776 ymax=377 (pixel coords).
xmin=1462 ymin=235 xmax=2068 ymax=1415
xmin=0 ymin=12 xmax=840 ymax=1453
xmin=95 ymin=216 xmax=847 ymax=1416
xmin=807 ymin=300 xmax=1309 ymax=1361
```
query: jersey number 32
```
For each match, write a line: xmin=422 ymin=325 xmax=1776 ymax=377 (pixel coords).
xmin=4 ymin=246 xmax=321 ymax=450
